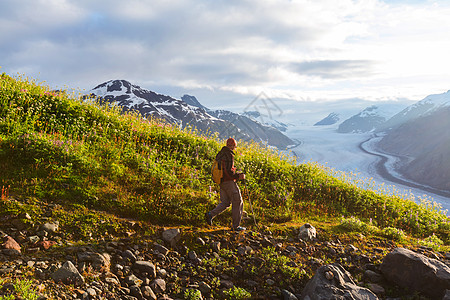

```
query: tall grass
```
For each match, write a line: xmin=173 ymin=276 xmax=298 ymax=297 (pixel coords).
xmin=0 ymin=73 xmax=448 ymax=242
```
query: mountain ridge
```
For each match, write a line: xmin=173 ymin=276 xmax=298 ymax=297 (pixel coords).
xmin=86 ymin=80 xmax=295 ymax=149
xmin=377 ymin=90 xmax=450 ymax=132
xmin=314 ymin=112 xmax=340 ymax=126
xmin=373 ymin=90 xmax=450 ymax=192
xmin=337 ymin=103 xmax=408 ymax=133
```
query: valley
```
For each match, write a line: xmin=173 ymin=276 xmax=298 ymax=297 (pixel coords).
xmin=286 ymin=125 xmax=450 ymax=214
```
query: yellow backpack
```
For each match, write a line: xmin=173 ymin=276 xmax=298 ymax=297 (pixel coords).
xmin=211 ymin=160 xmax=223 ymax=184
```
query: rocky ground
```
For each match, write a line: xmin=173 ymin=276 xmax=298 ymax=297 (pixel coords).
xmin=1 ymin=201 xmax=449 ymax=299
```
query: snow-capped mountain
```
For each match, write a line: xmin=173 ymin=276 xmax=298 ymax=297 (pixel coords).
xmin=181 ymin=94 xmax=208 ymax=110
xmin=85 ymin=80 xmax=295 ymax=149
xmin=208 ymin=109 xmax=295 ymax=148
xmin=337 ymin=104 xmax=406 ymax=133
xmin=180 ymin=94 xmax=295 ymax=148
xmin=375 ymin=90 xmax=450 ymax=192
xmin=242 ymin=111 xmax=290 ymax=132
xmin=88 ymin=80 xmax=216 ymax=126
xmin=314 ymin=112 xmax=340 ymax=126
xmin=378 ymin=90 xmax=450 ymax=132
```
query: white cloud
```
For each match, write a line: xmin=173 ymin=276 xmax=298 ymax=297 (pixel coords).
xmin=1 ymin=0 xmax=450 ymax=104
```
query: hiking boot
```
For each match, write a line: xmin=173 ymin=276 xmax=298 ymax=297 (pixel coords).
xmin=205 ymin=212 xmax=213 ymax=226
xmin=232 ymin=226 xmax=246 ymax=232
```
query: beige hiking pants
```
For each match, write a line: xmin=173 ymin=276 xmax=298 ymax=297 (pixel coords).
xmin=210 ymin=180 xmax=243 ymax=229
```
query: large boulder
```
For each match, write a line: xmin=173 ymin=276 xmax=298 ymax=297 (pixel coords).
xmin=300 ymin=263 xmax=378 ymax=300
xmin=380 ymin=247 xmax=450 ymax=299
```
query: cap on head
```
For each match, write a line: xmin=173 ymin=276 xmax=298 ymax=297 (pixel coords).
xmin=226 ymin=138 xmax=237 ymax=147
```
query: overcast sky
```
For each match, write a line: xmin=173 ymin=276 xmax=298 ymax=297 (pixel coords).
xmin=2 ymin=0 xmax=450 ymax=108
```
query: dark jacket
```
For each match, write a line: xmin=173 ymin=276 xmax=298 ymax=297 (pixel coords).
xmin=216 ymin=146 xmax=241 ymax=183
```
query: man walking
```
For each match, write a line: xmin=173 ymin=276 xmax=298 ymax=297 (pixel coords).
xmin=205 ymin=138 xmax=246 ymax=231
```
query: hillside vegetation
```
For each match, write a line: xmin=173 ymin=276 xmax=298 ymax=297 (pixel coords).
xmin=1 ymin=73 xmax=449 ymax=244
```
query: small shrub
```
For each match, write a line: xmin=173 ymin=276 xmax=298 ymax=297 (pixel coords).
xmin=382 ymin=226 xmax=406 ymax=241
xmin=418 ymin=234 xmax=444 ymax=250
xmin=339 ymin=216 xmax=378 ymax=234
xmin=0 ymin=278 xmax=39 ymax=300
xmin=260 ymin=247 xmax=306 ymax=281
xmin=223 ymin=286 xmax=251 ymax=300
xmin=184 ymin=288 xmax=202 ymax=300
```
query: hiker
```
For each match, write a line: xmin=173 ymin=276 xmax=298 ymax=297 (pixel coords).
xmin=205 ymin=138 xmax=246 ymax=231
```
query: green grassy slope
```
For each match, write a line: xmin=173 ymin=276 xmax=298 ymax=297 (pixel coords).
xmin=1 ymin=73 xmax=448 ymax=243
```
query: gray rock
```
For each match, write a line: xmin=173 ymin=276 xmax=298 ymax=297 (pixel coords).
xmin=298 ymin=223 xmax=316 ymax=241
xmin=130 ymin=285 xmax=144 ymax=300
xmin=347 ymin=244 xmax=358 ymax=253
xmin=105 ymin=275 xmax=120 ymax=286
xmin=150 ymin=278 xmax=166 ymax=293
xmin=125 ymin=274 xmax=143 ymax=287
xmin=133 ymin=261 xmax=156 ymax=279
xmin=141 ymin=285 xmax=157 ymax=300
xmin=78 ymin=252 xmax=111 ymax=270
xmin=40 ymin=222 xmax=59 ymax=233
xmin=220 ymin=280 xmax=233 ymax=289
xmin=286 ymin=246 xmax=298 ymax=253
xmin=27 ymin=260 xmax=36 ymax=268
xmin=123 ymin=250 xmax=137 ymax=263
xmin=266 ymin=278 xmax=275 ymax=286
xmin=188 ymin=250 xmax=198 ymax=260
xmin=162 ymin=228 xmax=181 ymax=247
xmin=51 ymin=261 xmax=85 ymax=286
xmin=282 ymin=289 xmax=298 ymax=300
xmin=368 ymin=283 xmax=385 ymax=296
xmin=36 ymin=230 xmax=48 ymax=238
xmin=443 ymin=290 xmax=450 ymax=300
xmin=300 ymin=263 xmax=378 ymax=300
xmin=198 ymin=281 xmax=211 ymax=294
xmin=380 ymin=247 xmax=450 ymax=299
xmin=157 ymin=268 xmax=167 ymax=278
xmin=27 ymin=236 xmax=40 ymax=244
xmin=237 ymin=245 xmax=252 ymax=256
xmin=153 ymin=243 xmax=169 ymax=255
xmin=364 ymin=270 xmax=383 ymax=283
xmin=85 ymin=287 xmax=97 ymax=297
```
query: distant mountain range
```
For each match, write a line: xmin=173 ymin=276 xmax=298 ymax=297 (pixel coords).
xmin=335 ymin=104 xmax=409 ymax=133
xmin=377 ymin=90 xmax=450 ymax=132
xmin=85 ymin=80 xmax=295 ymax=149
xmin=314 ymin=90 xmax=450 ymax=192
xmin=314 ymin=112 xmax=340 ymax=126
xmin=375 ymin=91 xmax=450 ymax=192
